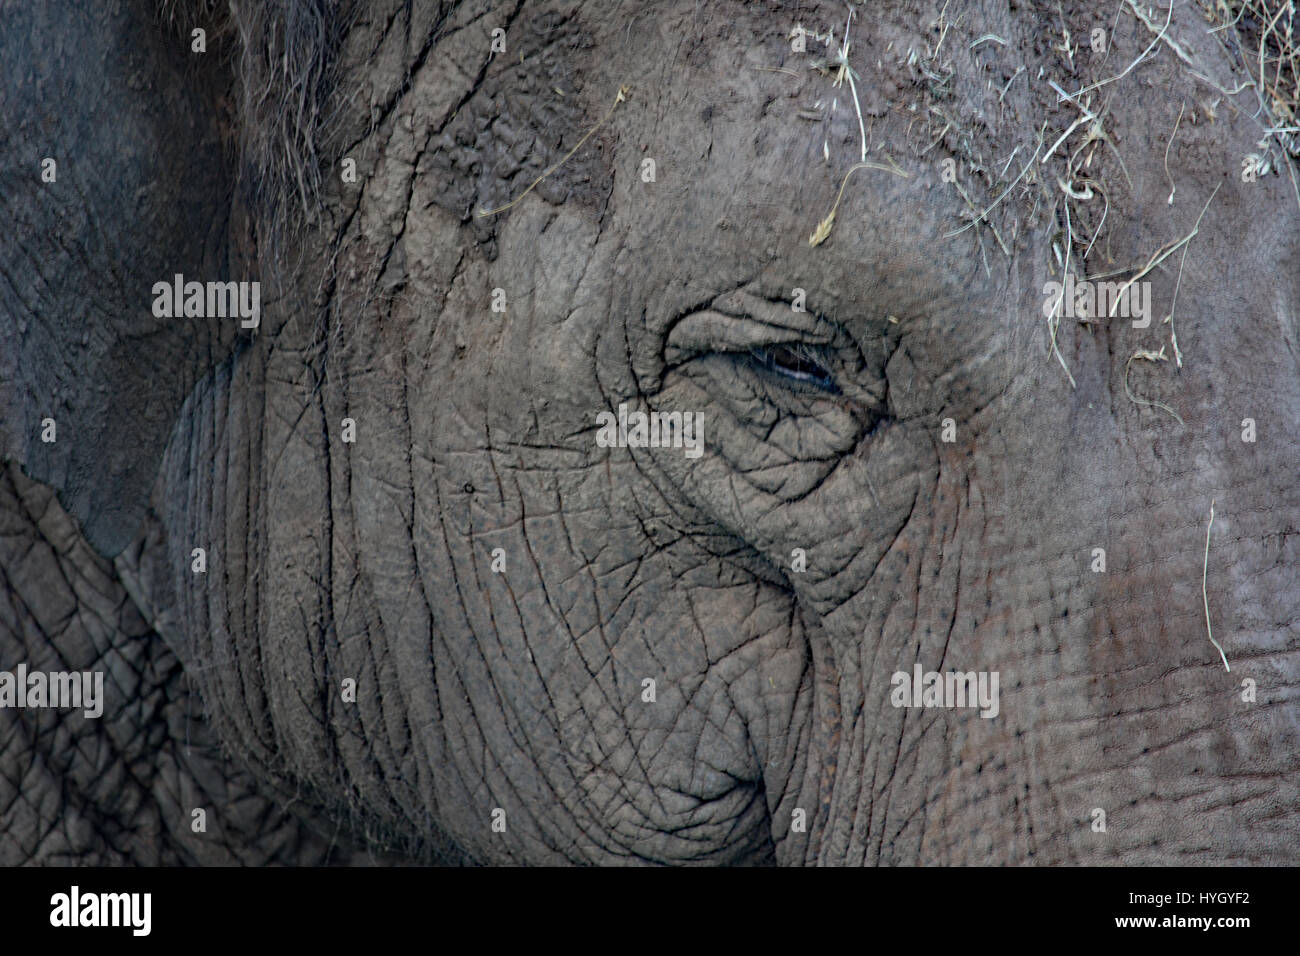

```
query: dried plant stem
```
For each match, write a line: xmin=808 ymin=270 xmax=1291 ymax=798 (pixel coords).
xmin=1077 ymin=178 xmax=1110 ymax=260
xmin=1044 ymin=112 xmax=1093 ymax=162
xmin=999 ymin=65 xmax=1025 ymax=102
xmin=1109 ymin=236 xmax=1188 ymax=315
xmin=1126 ymin=0 xmax=1196 ymax=68
xmin=478 ymin=86 xmax=629 ymax=218
xmin=1163 ymin=181 xmax=1222 ymax=367
xmin=1048 ymin=198 xmax=1078 ymax=388
xmin=1164 ymin=101 xmax=1184 ymax=205
xmin=954 ymin=181 xmax=1009 ymax=258
xmin=1107 ymin=181 xmax=1223 ymax=323
xmin=1123 ymin=348 xmax=1184 ymax=425
xmin=830 ymin=9 xmax=867 ymax=163
xmin=1059 ymin=0 xmax=1173 ymax=103
xmin=845 ymin=63 xmax=868 ymax=163
xmin=1203 ymin=498 xmax=1230 ymax=672
xmin=808 ymin=159 xmax=910 ymax=246
xmin=946 ymin=122 xmax=1047 ymax=238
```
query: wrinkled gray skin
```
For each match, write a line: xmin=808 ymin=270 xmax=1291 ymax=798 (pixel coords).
xmin=2 ymin=0 xmax=1298 ymax=865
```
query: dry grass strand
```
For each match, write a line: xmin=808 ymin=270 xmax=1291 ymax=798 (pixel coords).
xmin=808 ymin=159 xmax=910 ymax=247
xmin=478 ymin=86 xmax=630 ymax=218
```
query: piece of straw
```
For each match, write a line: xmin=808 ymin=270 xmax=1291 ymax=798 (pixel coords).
xmin=1203 ymin=498 xmax=1230 ymax=672
xmin=808 ymin=159 xmax=909 ymax=246
xmin=478 ymin=86 xmax=629 ymax=218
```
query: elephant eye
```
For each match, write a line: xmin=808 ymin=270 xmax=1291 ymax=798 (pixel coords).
xmin=746 ymin=343 xmax=841 ymax=394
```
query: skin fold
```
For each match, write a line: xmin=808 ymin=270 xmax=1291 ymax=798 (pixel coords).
xmin=1 ymin=0 xmax=1297 ymax=864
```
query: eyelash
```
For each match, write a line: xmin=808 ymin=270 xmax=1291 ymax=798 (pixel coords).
xmin=746 ymin=344 xmax=841 ymax=394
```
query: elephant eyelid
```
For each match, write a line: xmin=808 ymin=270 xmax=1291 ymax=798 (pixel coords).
xmin=745 ymin=343 xmax=841 ymax=394
xmin=663 ymin=306 xmax=837 ymax=364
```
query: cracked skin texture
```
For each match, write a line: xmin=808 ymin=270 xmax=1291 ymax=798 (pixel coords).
xmin=1 ymin=0 xmax=1298 ymax=864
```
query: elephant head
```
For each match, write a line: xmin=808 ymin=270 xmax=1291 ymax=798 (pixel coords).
xmin=2 ymin=0 xmax=1298 ymax=864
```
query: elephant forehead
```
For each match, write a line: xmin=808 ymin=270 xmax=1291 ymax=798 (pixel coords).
xmin=588 ymin=14 xmax=1024 ymax=324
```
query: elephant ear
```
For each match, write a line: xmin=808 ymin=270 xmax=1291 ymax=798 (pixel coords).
xmin=0 ymin=0 xmax=246 ymax=556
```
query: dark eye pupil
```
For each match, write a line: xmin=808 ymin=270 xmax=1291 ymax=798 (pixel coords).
xmin=751 ymin=345 xmax=839 ymax=393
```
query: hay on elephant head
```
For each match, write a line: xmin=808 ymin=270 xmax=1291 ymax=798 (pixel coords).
xmin=1213 ymin=0 xmax=1299 ymax=153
